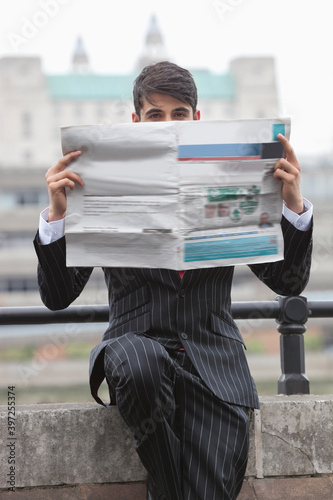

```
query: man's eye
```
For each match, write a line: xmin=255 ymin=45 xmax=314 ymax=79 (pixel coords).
xmin=149 ymin=114 xmax=161 ymax=119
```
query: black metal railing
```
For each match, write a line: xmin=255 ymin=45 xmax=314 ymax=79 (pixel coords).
xmin=1 ymin=296 xmax=333 ymax=395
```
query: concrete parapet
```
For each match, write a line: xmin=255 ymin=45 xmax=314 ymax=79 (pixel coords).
xmin=0 ymin=402 xmax=145 ymax=489
xmin=247 ymin=395 xmax=333 ymax=479
xmin=0 ymin=395 xmax=332 ymax=495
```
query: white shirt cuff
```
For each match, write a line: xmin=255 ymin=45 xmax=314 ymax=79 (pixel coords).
xmin=39 ymin=208 xmax=65 ymax=245
xmin=282 ymin=198 xmax=313 ymax=231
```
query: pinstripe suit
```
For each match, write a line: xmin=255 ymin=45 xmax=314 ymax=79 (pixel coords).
xmin=34 ymin=215 xmax=312 ymax=499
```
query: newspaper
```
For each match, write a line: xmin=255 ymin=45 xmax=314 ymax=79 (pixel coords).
xmin=61 ymin=118 xmax=290 ymax=269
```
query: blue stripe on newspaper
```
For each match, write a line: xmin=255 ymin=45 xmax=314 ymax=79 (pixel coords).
xmin=184 ymin=236 xmax=278 ymax=262
xmin=178 ymin=143 xmax=261 ymax=159
xmin=272 ymin=124 xmax=285 ymax=141
xmin=185 ymin=231 xmax=259 ymax=241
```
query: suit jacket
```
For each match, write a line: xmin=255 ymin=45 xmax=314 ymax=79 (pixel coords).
xmin=34 ymin=215 xmax=313 ymax=409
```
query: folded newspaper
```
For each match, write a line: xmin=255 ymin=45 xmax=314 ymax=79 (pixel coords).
xmin=61 ymin=118 xmax=290 ymax=269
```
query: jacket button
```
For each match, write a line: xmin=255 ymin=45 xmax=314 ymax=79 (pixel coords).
xmin=180 ymin=332 xmax=188 ymax=340
xmin=180 ymin=289 xmax=185 ymax=298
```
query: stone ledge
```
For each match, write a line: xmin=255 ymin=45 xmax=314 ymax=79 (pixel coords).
xmin=1 ymin=477 xmax=333 ymax=500
xmin=0 ymin=402 xmax=146 ymax=489
xmin=0 ymin=482 xmax=147 ymax=500
xmin=254 ymin=395 xmax=333 ymax=478
xmin=0 ymin=396 xmax=332 ymax=490
xmin=240 ymin=476 xmax=333 ymax=500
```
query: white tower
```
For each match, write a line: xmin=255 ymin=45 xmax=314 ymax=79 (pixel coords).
xmin=72 ymin=36 xmax=90 ymax=73
xmin=137 ymin=15 xmax=169 ymax=69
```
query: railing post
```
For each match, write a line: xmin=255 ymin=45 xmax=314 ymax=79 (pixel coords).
xmin=276 ymin=295 xmax=310 ymax=395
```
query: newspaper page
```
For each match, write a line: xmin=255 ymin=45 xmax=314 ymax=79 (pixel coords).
xmin=61 ymin=118 xmax=290 ymax=269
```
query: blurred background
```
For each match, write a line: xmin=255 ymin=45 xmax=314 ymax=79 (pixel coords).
xmin=0 ymin=0 xmax=332 ymax=404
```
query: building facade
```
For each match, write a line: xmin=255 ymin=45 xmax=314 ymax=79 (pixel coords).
xmin=0 ymin=17 xmax=329 ymax=301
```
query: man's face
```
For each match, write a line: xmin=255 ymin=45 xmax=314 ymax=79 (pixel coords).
xmin=132 ymin=92 xmax=200 ymax=123
xmin=218 ymin=203 xmax=229 ymax=217
xmin=205 ymin=203 xmax=217 ymax=218
xmin=260 ymin=213 xmax=270 ymax=225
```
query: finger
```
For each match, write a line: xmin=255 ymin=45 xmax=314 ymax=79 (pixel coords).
xmin=274 ymin=158 xmax=287 ymax=173
xmin=274 ymin=158 xmax=300 ymax=174
xmin=277 ymin=134 xmax=298 ymax=164
xmin=273 ymin=165 xmax=300 ymax=186
xmin=48 ymin=177 xmax=77 ymax=192
xmin=49 ymin=151 xmax=82 ymax=174
xmin=273 ymin=169 xmax=296 ymax=183
xmin=46 ymin=169 xmax=84 ymax=186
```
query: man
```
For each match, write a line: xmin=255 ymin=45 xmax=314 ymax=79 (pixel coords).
xmin=34 ymin=61 xmax=313 ymax=500
xmin=259 ymin=211 xmax=273 ymax=228
xmin=218 ymin=202 xmax=230 ymax=217
xmin=204 ymin=202 xmax=217 ymax=218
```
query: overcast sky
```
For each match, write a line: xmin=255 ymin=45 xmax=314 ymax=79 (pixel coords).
xmin=1 ymin=0 xmax=332 ymax=156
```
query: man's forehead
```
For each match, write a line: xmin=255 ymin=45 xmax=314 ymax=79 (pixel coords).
xmin=142 ymin=92 xmax=191 ymax=110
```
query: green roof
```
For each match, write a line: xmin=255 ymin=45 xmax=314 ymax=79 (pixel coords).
xmin=46 ymin=74 xmax=135 ymax=100
xmin=46 ymin=70 xmax=235 ymax=101
xmin=192 ymin=70 xmax=235 ymax=99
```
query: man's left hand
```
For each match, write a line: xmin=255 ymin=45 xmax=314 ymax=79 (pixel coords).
xmin=274 ymin=133 xmax=304 ymax=214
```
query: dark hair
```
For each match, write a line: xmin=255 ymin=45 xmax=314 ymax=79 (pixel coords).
xmin=133 ymin=61 xmax=198 ymax=118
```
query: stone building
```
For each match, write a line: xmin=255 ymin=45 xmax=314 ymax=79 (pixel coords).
xmin=1 ymin=15 xmax=327 ymax=302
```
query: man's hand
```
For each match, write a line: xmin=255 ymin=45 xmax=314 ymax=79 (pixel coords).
xmin=273 ymin=134 xmax=304 ymax=214
xmin=46 ymin=151 xmax=83 ymax=222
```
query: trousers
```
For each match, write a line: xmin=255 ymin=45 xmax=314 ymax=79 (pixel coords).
xmin=104 ymin=332 xmax=249 ymax=500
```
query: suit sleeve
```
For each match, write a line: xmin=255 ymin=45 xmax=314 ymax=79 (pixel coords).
xmin=248 ymin=215 xmax=313 ymax=296
xmin=33 ymin=231 xmax=94 ymax=311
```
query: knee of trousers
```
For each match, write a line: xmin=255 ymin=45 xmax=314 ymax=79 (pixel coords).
xmin=104 ymin=333 xmax=175 ymax=408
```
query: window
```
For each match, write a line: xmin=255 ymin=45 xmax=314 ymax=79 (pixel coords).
xmin=22 ymin=112 xmax=32 ymax=138
xmin=74 ymin=102 xmax=83 ymax=117
xmin=16 ymin=191 xmax=39 ymax=206
xmin=0 ymin=277 xmax=39 ymax=293
xmin=54 ymin=103 xmax=62 ymax=117
xmin=96 ymin=103 xmax=105 ymax=121
xmin=0 ymin=193 xmax=16 ymax=210
xmin=23 ymin=150 xmax=33 ymax=163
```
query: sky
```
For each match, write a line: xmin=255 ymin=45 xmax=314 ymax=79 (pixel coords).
xmin=1 ymin=0 xmax=333 ymax=156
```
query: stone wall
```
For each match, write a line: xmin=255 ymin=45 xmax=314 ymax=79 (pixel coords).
xmin=0 ymin=396 xmax=332 ymax=499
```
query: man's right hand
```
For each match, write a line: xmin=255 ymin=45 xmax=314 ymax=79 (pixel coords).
xmin=46 ymin=151 xmax=83 ymax=222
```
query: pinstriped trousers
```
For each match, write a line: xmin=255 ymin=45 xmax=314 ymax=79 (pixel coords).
xmin=104 ymin=332 xmax=249 ymax=500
